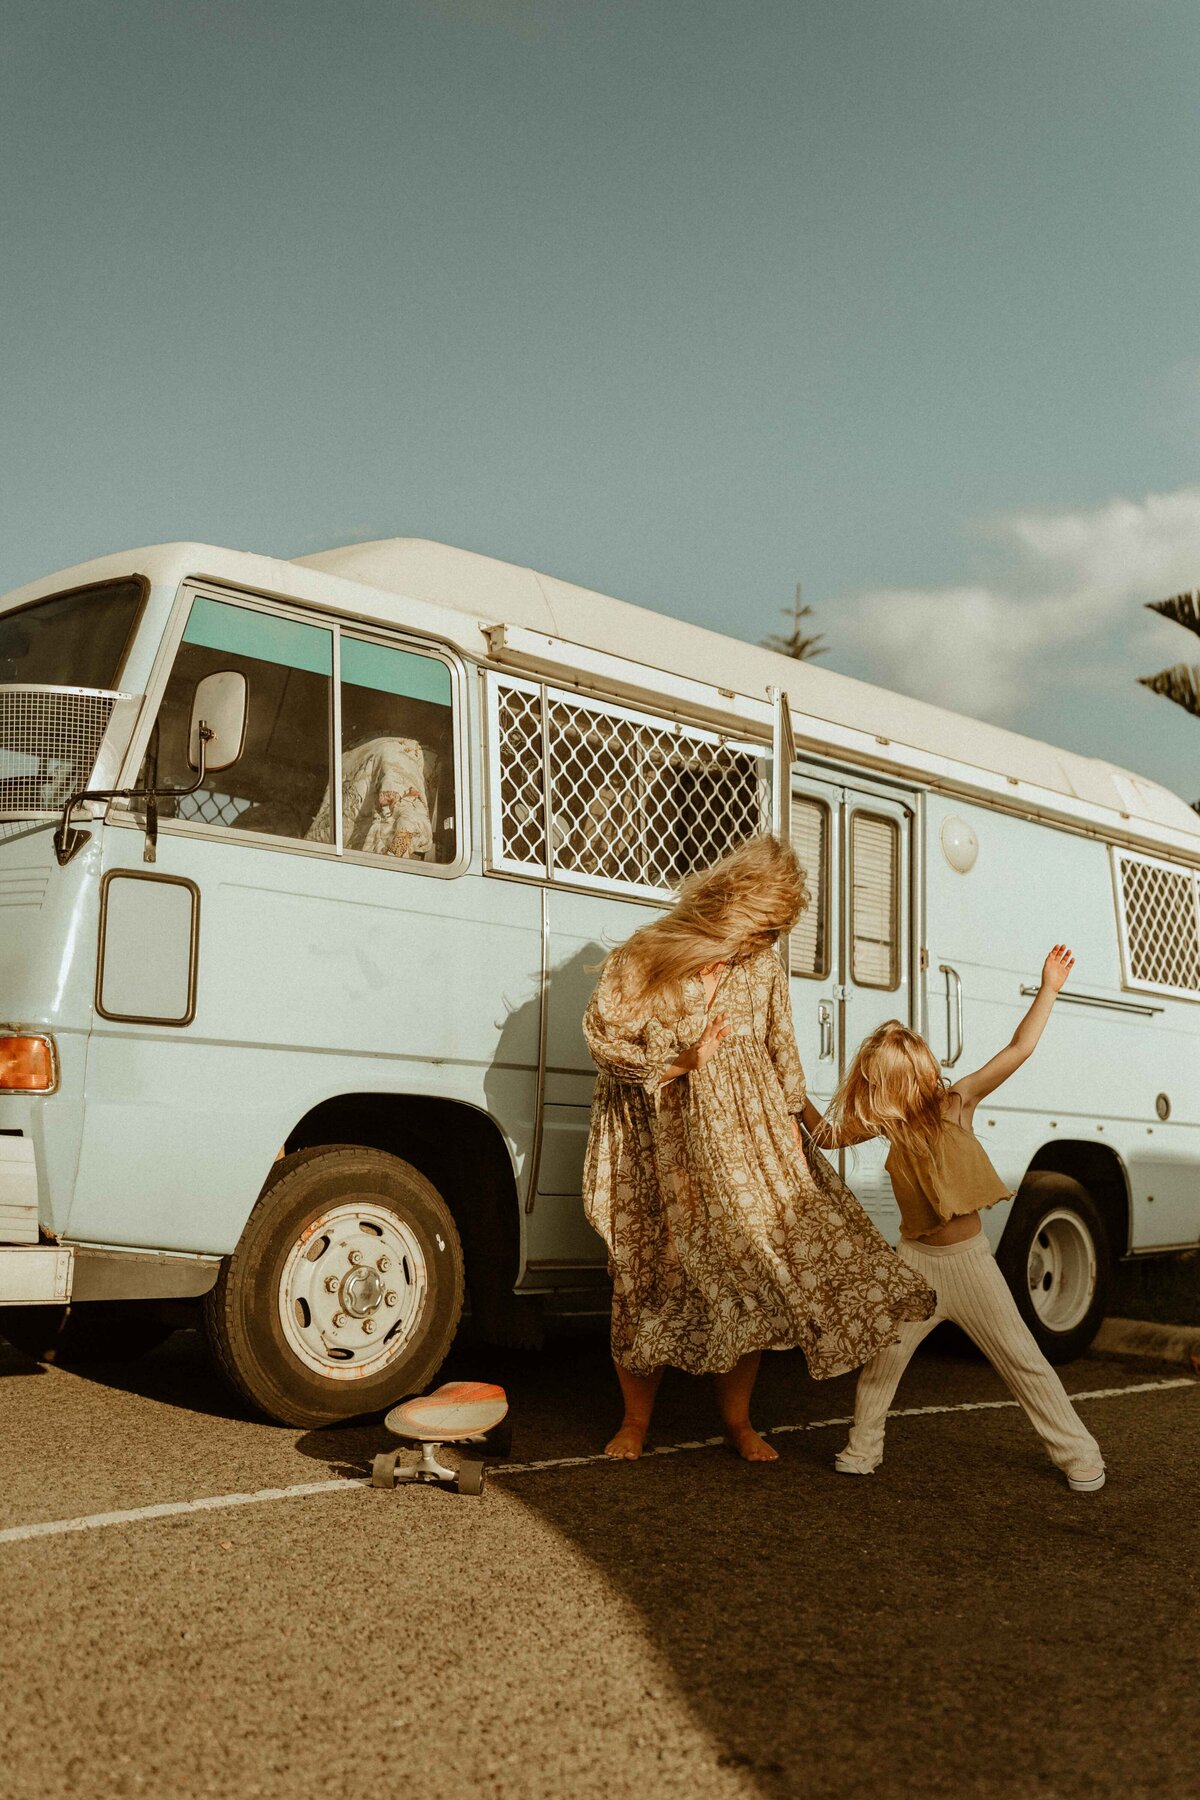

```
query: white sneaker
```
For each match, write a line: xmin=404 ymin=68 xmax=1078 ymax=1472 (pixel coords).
xmin=1066 ymin=1467 xmax=1106 ymax=1493
xmin=834 ymin=1451 xmax=876 ymax=1476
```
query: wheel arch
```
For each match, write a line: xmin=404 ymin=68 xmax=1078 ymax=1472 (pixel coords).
xmin=1016 ymin=1139 xmax=1131 ymax=1258
xmin=280 ymin=1091 xmax=523 ymax=1304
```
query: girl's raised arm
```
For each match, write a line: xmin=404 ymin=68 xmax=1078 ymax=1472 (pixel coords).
xmin=951 ymin=945 xmax=1074 ymax=1109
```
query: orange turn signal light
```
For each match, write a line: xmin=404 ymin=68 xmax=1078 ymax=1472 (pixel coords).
xmin=0 ymin=1035 xmax=57 ymax=1092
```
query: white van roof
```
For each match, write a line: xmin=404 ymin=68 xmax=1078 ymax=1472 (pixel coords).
xmin=295 ymin=536 xmax=1200 ymax=844
xmin=4 ymin=535 xmax=1197 ymax=851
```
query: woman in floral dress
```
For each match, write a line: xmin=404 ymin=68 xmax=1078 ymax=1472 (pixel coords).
xmin=583 ymin=835 xmax=935 ymax=1462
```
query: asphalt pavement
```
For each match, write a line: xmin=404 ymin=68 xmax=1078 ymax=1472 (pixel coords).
xmin=1 ymin=1320 xmax=1197 ymax=1800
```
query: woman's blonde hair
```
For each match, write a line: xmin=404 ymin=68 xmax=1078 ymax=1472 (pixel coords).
xmin=607 ymin=834 xmax=809 ymax=1013
xmin=824 ymin=1020 xmax=947 ymax=1159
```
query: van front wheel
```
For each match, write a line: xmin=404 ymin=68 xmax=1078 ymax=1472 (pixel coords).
xmin=997 ymin=1174 xmax=1111 ymax=1364
xmin=203 ymin=1145 xmax=465 ymax=1427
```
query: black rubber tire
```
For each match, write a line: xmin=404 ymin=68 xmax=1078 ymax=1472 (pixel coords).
xmin=457 ymin=1458 xmax=485 ymax=1496
xmin=997 ymin=1172 xmax=1112 ymax=1364
xmin=202 ymin=1144 xmax=465 ymax=1428
xmin=0 ymin=1301 xmax=172 ymax=1366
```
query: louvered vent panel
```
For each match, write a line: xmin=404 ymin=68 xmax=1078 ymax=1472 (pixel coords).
xmin=851 ymin=811 xmax=900 ymax=990
xmin=790 ymin=796 xmax=829 ymax=978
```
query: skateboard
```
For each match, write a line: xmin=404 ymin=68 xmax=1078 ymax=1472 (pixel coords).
xmin=370 ymin=1380 xmax=511 ymax=1497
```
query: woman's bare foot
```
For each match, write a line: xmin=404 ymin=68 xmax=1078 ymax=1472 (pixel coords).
xmin=605 ymin=1420 xmax=649 ymax=1460
xmin=724 ymin=1422 xmax=779 ymax=1462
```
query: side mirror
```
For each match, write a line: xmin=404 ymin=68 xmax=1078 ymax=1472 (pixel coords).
xmin=189 ymin=671 xmax=247 ymax=774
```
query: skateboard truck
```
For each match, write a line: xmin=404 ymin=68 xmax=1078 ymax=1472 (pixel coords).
xmin=371 ymin=1380 xmax=510 ymax=1497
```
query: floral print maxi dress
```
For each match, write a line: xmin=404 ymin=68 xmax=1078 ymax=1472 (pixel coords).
xmin=582 ymin=947 xmax=936 ymax=1379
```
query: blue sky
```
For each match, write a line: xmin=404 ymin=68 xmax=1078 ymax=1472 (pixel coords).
xmin=3 ymin=0 xmax=1199 ymax=791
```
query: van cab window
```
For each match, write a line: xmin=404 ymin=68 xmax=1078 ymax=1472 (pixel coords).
xmin=308 ymin=636 xmax=457 ymax=865
xmin=141 ymin=597 xmax=458 ymax=864
xmin=141 ymin=597 xmax=334 ymax=841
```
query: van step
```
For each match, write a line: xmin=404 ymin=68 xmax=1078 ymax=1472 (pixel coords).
xmin=0 ymin=1246 xmax=71 ymax=1305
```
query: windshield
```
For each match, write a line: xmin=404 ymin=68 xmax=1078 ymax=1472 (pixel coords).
xmin=0 ymin=578 xmax=145 ymax=690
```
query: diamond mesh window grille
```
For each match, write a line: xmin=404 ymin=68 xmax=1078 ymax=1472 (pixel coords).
xmin=0 ymin=685 xmax=118 ymax=814
xmin=1116 ymin=852 xmax=1200 ymax=994
xmin=488 ymin=676 xmax=769 ymax=896
xmin=175 ymin=790 xmax=254 ymax=829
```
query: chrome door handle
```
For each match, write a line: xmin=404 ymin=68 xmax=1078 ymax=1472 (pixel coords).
xmin=939 ymin=963 xmax=963 ymax=1067
xmin=818 ymin=1001 xmax=835 ymax=1062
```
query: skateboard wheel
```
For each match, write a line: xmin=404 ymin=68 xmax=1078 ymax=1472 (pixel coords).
xmin=457 ymin=1459 xmax=485 ymax=1496
xmin=371 ymin=1450 xmax=400 ymax=1489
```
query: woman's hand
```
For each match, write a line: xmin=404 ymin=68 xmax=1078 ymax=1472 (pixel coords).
xmin=1042 ymin=944 xmax=1075 ymax=993
xmin=662 ymin=1013 xmax=731 ymax=1083
xmin=683 ymin=1012 xmax=731 ymax=1070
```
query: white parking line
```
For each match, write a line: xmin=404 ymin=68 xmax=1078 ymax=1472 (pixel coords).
xmin=0 ymin=1377 xmax=1191 ymax=1548
xmin=497 ymin=1377 xmax=1194 ymax=1473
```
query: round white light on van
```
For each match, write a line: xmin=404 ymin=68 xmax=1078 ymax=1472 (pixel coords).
xmin=940 ymin=816 xmax=978 ymax=874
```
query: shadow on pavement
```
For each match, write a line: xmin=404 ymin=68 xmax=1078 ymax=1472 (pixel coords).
xmin=301 ymin=1319 xmax=1199 ymax=1800
xmin=8 ymin=1326 xmax=264 ymax=1423
xmin=5 ymin=1307 xmax=1197 ymax=1796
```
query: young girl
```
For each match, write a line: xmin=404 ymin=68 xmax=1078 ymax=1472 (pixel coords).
xmin=582 ymin=835 xmax=935 ymax=1463
xmin=810 ymin=945 xmax=1105 ymax=1492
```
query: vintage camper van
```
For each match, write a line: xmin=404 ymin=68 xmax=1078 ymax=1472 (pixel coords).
xmin=1 ymin=539 xmax=1197 ymax=1425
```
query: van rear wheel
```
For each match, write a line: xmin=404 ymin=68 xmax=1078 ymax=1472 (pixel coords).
xmin=997 ymin=1173 xmax=1111 ymax=1363
xmin=203 ymin=1145 xmax=464 ymax=1428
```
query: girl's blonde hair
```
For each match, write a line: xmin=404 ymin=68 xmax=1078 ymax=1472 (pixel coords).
xmin=824 ymin=1020 xmax=947 ymax=1159
xmin=607 ymin=835 xmax=809 ymax=1013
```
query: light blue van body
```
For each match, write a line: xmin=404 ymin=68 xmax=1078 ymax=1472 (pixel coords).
xmin=2 ymin=537 xmax=1199 ymax=1354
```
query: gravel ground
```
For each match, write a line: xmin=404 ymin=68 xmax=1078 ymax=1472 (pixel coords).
xmin=0 ymin=1324 xmax=1197 ymax=1800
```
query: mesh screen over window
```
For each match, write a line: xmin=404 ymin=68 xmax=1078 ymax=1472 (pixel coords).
xmin=790 ymin=795 xmax=829 ymax=978
xmin=0 ymin=687 xmax=118 ymax=813
xmin=489 ymin=676 xmax=768 ymax=895
xmin=850 ymin=811 xmax=900 ymax=990
xmin=1116 ymin=852 xmax=1200 ymax=993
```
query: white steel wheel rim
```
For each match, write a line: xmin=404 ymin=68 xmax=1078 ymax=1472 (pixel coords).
xmin=278 ymin=1201 xmax=429 ymax=1382
xmin=1025 ymin=1208 xmax=1097 ymax=1333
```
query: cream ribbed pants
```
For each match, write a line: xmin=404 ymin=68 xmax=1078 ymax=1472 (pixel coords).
xmin=840 ymin=1231 xmax=1103 ymax=1476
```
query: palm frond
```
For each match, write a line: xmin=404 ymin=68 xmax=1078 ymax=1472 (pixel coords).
xmin=1146 ymin=591 xmax=1200 ymax=638
xmin=1137 ymin=663 xmax=1200 ymax=718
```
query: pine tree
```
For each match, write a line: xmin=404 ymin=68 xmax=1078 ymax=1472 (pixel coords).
xmin=762 ymin=584 xmax=826 ymax=662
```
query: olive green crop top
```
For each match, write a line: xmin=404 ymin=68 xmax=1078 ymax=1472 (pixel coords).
xmin=885 ymin=1118 xmax=1012 ymax=1241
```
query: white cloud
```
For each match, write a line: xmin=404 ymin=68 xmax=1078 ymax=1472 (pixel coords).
xmin=838 ymin=484 xmax=1200 ymax=722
